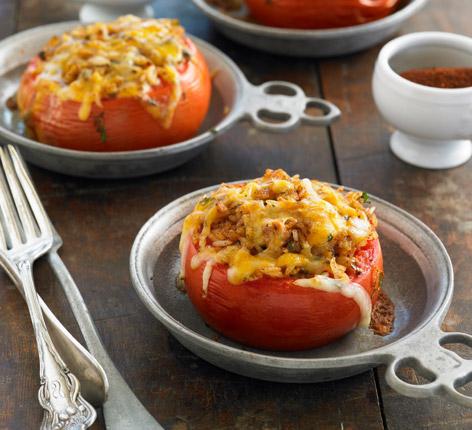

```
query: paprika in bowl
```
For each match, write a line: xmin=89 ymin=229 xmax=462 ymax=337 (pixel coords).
xmin=373 ymin=31 xmax=472 ymax=169
xmin=400 ymin=67 xmax=472 ymax=89
xmin=179 ymin=169 xmax=391 ymax=351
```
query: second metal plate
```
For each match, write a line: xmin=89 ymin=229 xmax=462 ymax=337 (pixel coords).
xmin=191 ymin=0 xmax=429 ymax=57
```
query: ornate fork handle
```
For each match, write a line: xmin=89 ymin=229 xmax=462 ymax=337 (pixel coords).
xmin=17 ymin=259 xmax=96 ymax=430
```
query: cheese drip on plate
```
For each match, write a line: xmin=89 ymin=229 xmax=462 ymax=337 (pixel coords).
xmin=28 ymin=15 xmax=189 ymax=125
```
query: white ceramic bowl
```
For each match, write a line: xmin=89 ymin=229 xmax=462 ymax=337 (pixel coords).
xmin=373 ymin=32 xmax=472 ymax=169
xmin=74 ymin=0 xmax=154 ymax=22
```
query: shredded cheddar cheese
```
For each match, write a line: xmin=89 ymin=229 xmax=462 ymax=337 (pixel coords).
xmin=28 ymin=15 xmax=189 ymax=124
xmin=180 ymin=169 xmax=378 ymax=285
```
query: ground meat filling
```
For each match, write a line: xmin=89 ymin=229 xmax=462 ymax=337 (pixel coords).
xmin=370 ymin=290 xmax=395 ymax=335
xmin=181 ymin=168 xmax=379 ymax=283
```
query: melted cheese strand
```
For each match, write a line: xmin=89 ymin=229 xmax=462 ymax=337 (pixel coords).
xmin=202 ymin=260 xmax=215 ymax=297
xmin=179 ymin=230 xmax=192 ymax=278
xmin=294 ymin=276 xmax=372 ymax=327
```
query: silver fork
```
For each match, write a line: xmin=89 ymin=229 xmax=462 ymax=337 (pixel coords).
xmin=13 ymin=146 xmax=165 ymax=429
xmin=0 ymin=145 xmax=96 ymax=430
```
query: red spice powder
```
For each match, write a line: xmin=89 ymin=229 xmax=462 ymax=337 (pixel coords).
xmin=400 ymin=67 xmax=472 ymax=89
xmin=370 ymin=290 xmax=395 ymax=336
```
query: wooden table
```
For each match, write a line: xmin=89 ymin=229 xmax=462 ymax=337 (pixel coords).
xmin=1 ymin=1 xmax=472 ymax=428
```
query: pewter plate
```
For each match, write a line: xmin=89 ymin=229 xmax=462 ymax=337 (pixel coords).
xmin=130 ymin=183 xmax=472 ymax=407
xmin=0 ymin=22 xmax=339 ymax=178
xmin=191 ymin=0 xmax=429 ymax=57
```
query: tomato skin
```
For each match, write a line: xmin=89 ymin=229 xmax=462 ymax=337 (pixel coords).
xmin=184 ymin=238 xmax=383 ymax=351
xmin=245 ymin=0 xmax=400 ymax=29
xmin=17 ymin=38 xmax=211 ymax=152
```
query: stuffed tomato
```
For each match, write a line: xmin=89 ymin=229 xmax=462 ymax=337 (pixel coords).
xmin=17 ymin=15 xmax=211 ymax=152
xmin=179 ymin=169 xmax=384 ymax=351
xmin=244 ymin=0 xmax=400 ymax=29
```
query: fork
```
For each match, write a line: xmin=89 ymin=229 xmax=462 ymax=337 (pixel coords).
xmin=0 ymin=145 xmax=96 ymax=430
xmin=12 ymin=145 xmax=165 ymax=430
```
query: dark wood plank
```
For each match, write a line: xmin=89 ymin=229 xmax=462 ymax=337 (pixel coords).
xmin=319 ymin=0 xmax=472 ymax=429
xmin=0 ymin=0 xmax=385 ymax=429
xmin=16 ymin=0 xmax=79 ymax=31
xmin=0 ymin=0 xmax=17 ymax=40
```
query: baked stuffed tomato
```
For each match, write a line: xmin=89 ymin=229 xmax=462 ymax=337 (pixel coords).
xmin=17 ymin=15 xmax=211 ymax=152
xmin=244 ymin=0 xmax=400 ymax=29
xmin=179 ymin=169 xmax=384 ymax=351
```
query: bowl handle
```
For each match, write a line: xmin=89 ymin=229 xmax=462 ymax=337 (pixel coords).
xmin=241 ymin=80 xmax=341 ymax=132
xmin=383 ymin=324 xmax=472 ymax=407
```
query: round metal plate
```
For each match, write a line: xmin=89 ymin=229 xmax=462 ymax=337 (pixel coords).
xmin=0 ymin=22 xmax=243 ymax=178
xmin=191 ymin=0 xmax=429 ymax=57
xmin=130 ymin=183 xmax=453 ymax=383
xmin=0 ymin=21 xmax=340 ymax=178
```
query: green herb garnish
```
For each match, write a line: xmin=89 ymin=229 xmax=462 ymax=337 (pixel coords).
xmin=94 ymin=112 xmax=107 ymax=143
xmin=287 ymin=239 xmax=301 ymax=253
xmin=327 ymin=233 xmax=334 ymax=242
xmin=361 ymin=191 xmax=370 ymax=203
xmin=371 ymin=270 xmax=384 ymax=298
xmin=199 ymin=196 xmax=214 ymax=206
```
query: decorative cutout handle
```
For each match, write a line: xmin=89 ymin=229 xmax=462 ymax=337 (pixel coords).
xmin=384 ymin=324 xmax=472 ymax=408
xmin=242 ymin=80 xmax=341 ymax=132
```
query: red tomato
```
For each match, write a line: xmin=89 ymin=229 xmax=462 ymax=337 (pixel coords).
xmin=245 ymin=0 xmax=400 ymax=29
xmin=184 ymin=237 xmax=383 ymax=351
xmin=17 ymin=38 xmax=211 ymax=152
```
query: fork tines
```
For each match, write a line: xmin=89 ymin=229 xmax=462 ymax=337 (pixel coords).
xmin=0 ymin=145 xmax=51 ymax=251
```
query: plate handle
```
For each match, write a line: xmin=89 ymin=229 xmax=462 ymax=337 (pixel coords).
xmin=241 ymin=80 xmax=341 ymax=132
xmin=384 ymin=325 xmax=472 ymax=407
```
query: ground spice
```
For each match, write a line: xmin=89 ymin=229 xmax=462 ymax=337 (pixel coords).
xmin=400 ymin=67 xmax=472 ymax=89
xmin=370 ymin=290 xmax=395 ymax=336
xmin=5 ymin=93 xmax=18 ymax=110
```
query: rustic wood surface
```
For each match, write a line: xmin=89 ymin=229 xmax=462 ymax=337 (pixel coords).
xmin=0 ymin=0 xmax=471 ymax=429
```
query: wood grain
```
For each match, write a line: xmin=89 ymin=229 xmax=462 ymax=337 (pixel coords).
xmin=0 ymin=0 xmax=385 ymax=429
xmin=0 ymin=1 xmax=17 ymax=40
xmin=3 ymin=0 xmax=471 ymax=428
xmin=319 ymin=0 xmax=472 ymax=429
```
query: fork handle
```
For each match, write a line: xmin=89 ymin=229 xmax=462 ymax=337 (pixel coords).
xmin=17 ymin=259 xmax=97 ymax=430
xmin=48 ymin=250 xmax=164 ymax=430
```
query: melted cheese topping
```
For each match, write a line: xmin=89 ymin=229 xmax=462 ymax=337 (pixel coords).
xmin=202 ymin=260 xmax=215 ymax=297
xmin=28 ymin=15 xmax=189 ymax=124
xmin=179 ymin=169 xmax=378 ymax=286
xmin=294 ymin=276 xmax=372 ymax=327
